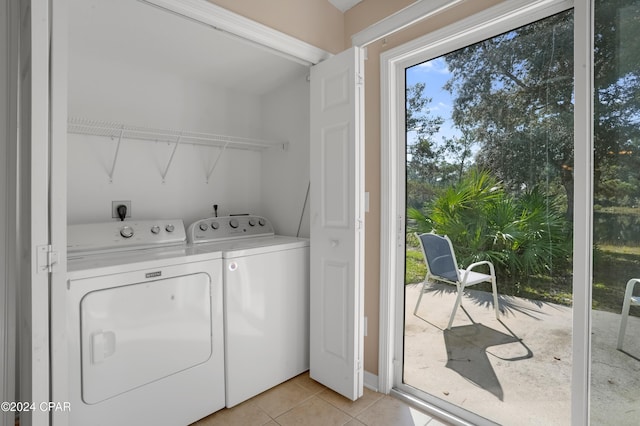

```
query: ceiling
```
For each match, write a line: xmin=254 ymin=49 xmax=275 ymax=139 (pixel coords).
xmin=68 ymin=0 xmax=309 ymax=95
xmin=328 ymin=0 xmax=363 ymax=12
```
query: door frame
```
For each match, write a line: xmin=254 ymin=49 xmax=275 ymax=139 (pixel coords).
xmin=50 ymin=0 xmax=69 ymax=424
xmin=378 ymin=0 xmax=592 ymax=424
xmin=15 ymin=0 xmax=55 ymax=424
xmin=1 ymin=2 xmax=18 ymax=424
xmin=139 ymin=0 xmax=330 ymax=66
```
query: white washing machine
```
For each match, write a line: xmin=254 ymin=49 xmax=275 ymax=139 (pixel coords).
xmin=187 ymin=215 xmax=310 ymax=407
xmin=67 ymin=220 xmax=225 ymax=426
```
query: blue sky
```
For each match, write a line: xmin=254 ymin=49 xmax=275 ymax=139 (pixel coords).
xmin=406 ymin=57 xmax=462 ymax=146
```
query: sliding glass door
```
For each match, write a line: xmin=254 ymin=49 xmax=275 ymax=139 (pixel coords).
xmin=402 ymin=10 xmax=574 ymax=425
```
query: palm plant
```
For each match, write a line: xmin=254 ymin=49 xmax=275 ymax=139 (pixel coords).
xmin=408 ymin=169 xmax=571 ymax=281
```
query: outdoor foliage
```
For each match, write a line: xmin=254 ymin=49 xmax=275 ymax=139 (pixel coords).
xmin=404 ymin=2 xmax=640 ymax=307
xmin=442 ymin=10 xmax=575 ymax=218
xmin=441 ymin=4 xmax=640 ymax=213
xmin=408 ymin=169 xmax=572 ymax=282
xmin=405 ymin=83 xmax=475 ymax=209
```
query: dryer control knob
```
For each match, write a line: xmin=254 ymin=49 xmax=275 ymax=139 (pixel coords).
xmin=211 ymin=221 xmax=219 ymax=230
xmin=120 ymin=226 xmax=134 ymax=238
xmin=258 ymin=218 xmax=266 ymax=226
xmin=199 ymin=223 xmax=209 ymax=231
xmin=165 ymin=224 xmax=175 ymax=233
xmin=150 ymin=225 xmax=160 ymax=234
xmin=229 ymin=218 xmax=239 ymax=229
xmin=248 ymin=219 xmax=256 ymax=227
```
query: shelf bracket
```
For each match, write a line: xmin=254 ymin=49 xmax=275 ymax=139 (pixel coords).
xmin=108 ymin=128 xmax=124 ymax=183
xmin=205 ymin=142 xmax=229 ymax=184
xmin=161 ymin=133 xmax=183 ymax=183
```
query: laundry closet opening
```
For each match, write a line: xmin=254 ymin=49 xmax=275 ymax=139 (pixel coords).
xmin=67 ymin=0 xmax=312 ymax=234
xmin=60 ymin=1 xmax=324 ymax=423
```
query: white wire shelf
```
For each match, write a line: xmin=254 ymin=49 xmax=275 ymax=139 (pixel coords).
xmin=67 ymin=117 xmax=288 ymax=151
xmin=67 ymin=117 xmax=288 ymax=183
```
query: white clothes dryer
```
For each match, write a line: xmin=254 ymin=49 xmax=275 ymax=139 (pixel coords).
xmin=187 ymin=215 xmax=310 ymax=407
xmin=67 ymin=220 xmax=225 ymax=426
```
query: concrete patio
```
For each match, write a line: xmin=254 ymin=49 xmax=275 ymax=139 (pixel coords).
xmin=403 ymin=282 xmax=640 ymax=425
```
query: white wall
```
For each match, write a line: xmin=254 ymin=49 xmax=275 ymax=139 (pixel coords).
xmin=260 ymin=73 xmax=311 ymax=237
xmin=67 ymin=54 xmax=266 ymax=226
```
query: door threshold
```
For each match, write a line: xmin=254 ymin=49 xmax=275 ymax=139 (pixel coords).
xmin=389 ymin=387 xmax=498 ymax=426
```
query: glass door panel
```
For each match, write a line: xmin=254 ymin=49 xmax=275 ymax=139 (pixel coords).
xmin=591 ymin=1 xmax=640 ymax=424
xmin=404 ymin=10 xmax=574 ymax=425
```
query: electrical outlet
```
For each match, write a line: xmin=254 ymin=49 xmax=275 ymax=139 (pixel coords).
xmin=112 ymin=201 xmax=131 ymax=219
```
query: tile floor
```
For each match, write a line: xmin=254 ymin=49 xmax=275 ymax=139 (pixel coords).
xmin=190 ymin=372 xmax=450 ymax=426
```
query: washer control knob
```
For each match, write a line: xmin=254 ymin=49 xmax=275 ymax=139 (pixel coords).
xmin=199 ymin=223 xmax=209 ymax=231
xmin=120 ymin=226 xmax=134 ymax=239
xmin=165 ymin=224 xmax=175 ymax=233
xmin=150 ymin=225 xmax=160 ymax=234
xmin=211 ymin=221 xmax=219 ymax=230
xmin=229 ymin=218 xmax=239 ymax=229
xmin=258 ymin=218 xmax=266 ymax=226
xmin=248 ymin=218 xmax=256 ymax=227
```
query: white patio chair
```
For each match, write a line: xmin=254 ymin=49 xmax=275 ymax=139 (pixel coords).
xmin=617 ymin=278 xmax=640 ymax=350
xmin=414 ymin=232 xmax=500 ymax=329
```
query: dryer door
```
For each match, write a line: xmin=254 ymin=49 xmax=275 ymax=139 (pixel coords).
xmin=80 ymin=273 xmax=212 ymax=404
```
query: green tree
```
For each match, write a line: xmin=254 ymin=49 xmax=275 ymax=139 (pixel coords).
xmin=405 ymin=82 xmax=447 ymax=208
xmin=406 ymin=82 xmax=445 ymax=182
xmin=443 ymin=3 xmax=640 ymax=217
xmin=441 ymin=131 xmax=475 ymax=183
xmin=443 ymin=10 xmax=575 ymax=218
xmin=593 ymin=2 xmax=640 ymax=208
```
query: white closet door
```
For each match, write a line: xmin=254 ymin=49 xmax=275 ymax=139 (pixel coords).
xmin=309 ymin=47 xmax=365 ymax=401
xmin=17 ymin=0 xmax=52 ymax=425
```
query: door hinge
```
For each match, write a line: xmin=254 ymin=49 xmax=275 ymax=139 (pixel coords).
xmin=356 ymin=73 xmax=364 ymax=86
xmin=37 ymin=244 xmax=59 ymax=274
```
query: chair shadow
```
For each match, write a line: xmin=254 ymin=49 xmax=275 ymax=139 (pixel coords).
xmin=617 ymin=348 xmax=640 ymax=362
xmin=412 ymin=281 xmax=540 ymax=400
xmin=443 ymin=319 xmax=533 ymax=401
xmin=418 ymin=281 xmax=567 ymax=321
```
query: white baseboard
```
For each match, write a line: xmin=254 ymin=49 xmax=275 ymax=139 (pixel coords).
xmin=364 ymin=371 xmax=379 ymax=393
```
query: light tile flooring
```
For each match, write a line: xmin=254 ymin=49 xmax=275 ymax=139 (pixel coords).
xmin=190 ymin=372 xmax=450 ymax=426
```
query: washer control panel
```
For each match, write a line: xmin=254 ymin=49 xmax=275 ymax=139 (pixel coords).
xmin=187 ymin=215 xmax=274 ymax=244
xmin=68 ymin=219 xmax=186 ymax=255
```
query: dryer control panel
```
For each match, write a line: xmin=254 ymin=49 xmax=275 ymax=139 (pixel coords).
xmin=68 ymin=219 xmax=186 ymax=255
xmin=187 ymin=215 xmax=274 ymax=244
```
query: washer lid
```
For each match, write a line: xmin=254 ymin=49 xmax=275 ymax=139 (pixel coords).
xmin=221 ymin=236 xmax=309 ymax=258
